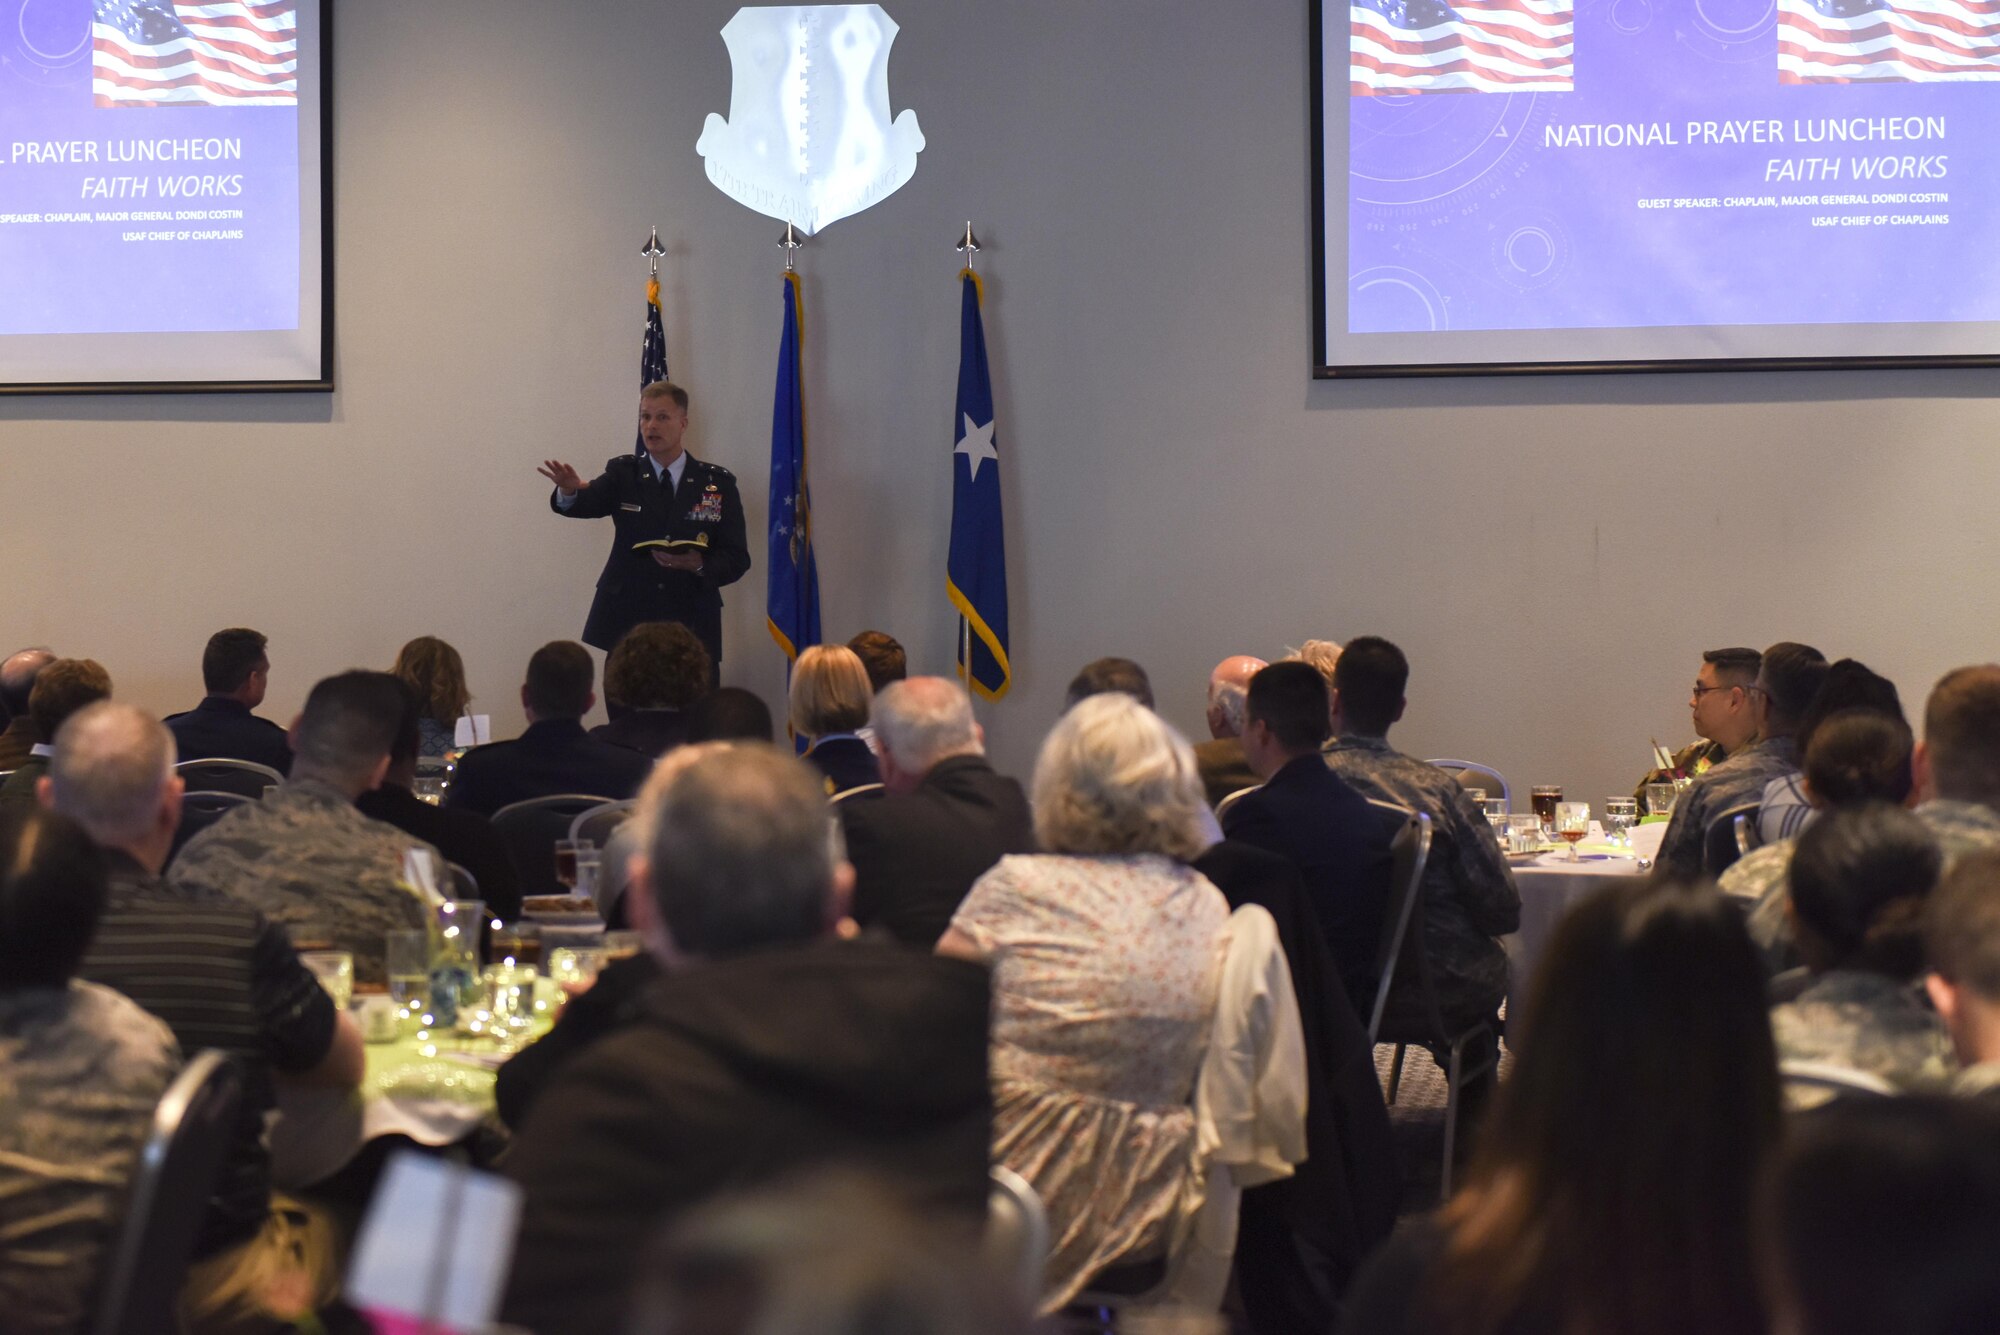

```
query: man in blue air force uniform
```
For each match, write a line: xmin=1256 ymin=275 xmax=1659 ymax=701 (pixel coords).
xmin=538 ymin=381 xmax=751 ymax=671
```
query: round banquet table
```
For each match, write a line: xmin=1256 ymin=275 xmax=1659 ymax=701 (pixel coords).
xmin=1505 ymin=844 xmax=1648 ymax=998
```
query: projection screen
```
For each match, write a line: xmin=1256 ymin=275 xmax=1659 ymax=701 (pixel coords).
xmin=1314 ymin=0 xmax=2000 ymax=376
xmin=1 ymin=0 xmax=330 ymax=394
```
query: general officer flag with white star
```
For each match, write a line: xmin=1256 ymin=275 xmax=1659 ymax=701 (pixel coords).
xmin=767 ymin=270 xmax=820 ymax=663
xmin=947 ymin=270 xmax=1011 ymax=700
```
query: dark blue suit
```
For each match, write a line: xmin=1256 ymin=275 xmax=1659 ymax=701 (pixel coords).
xmin=444 ymin=719 xmax=654 ymax=817
xmin=1221 ymin=754 xmax=1397 ymax=1018
xmin=804 ymin=735 xmax=880 ymax=797
xmin=164 ymin=696 xmax=292 ymax=776
xmin=550 ymin=453 xmax=751 ymax=663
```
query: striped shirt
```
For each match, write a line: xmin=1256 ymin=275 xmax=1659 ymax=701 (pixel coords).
xmin=79 ymin=853 xmax=336 ymax=1254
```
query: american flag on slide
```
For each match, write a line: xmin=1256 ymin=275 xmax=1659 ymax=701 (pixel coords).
xmin=93 ymin=0 xmax=299 ymax=108
xmin=1351 ymin=0 xmax=1574 ymax=95
xmin=1779 ymin=0 xmax=2000 ymax=83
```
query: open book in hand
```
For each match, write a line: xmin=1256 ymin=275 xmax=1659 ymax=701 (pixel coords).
xmin=631 ymin=534 xmax=710 ymax=555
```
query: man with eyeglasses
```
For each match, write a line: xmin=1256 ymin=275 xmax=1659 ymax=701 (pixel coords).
xmin=1657 ymin=643 xmax=1827 ymax=878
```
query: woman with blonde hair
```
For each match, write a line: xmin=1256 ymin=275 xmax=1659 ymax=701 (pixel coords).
xmin=788 ymin=644 xmax=880 ymax=797
xmin=391 ymin=636 xmax=470 ymax=759
xmin=939 ymin=693 xmax=1235 ymax=1309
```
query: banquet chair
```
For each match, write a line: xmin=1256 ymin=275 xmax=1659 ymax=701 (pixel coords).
xmin=830 ymin=783 xmax=884 ymax=805
xmin=446 ymin=861 xmax=479 ymax=899
xmin=1213 ymin=785 xmax=1261 ymax=820
xmin=174 ymin=757 xmax=284 ymax=799
xmin=1704 ymin=802 xmax=1762 ymax=876
xmin=169 ymin=789 xmax=254 ymax=865
xmin=568 ymin=798 xmax=635 ymax=848
xmin=492 ymin=793 xmax=617 ymax=899
xmin=1734 ymin=811 xmax=1763 ymax=859
xmin=93 ymin=1050 xmax=244 ymax=1335
xmin=1427 ymin=760 xmax=1511 ymax=809
xmin=984 ymin=1165 xmax=1050 ymax=1313
xmin=1779 ymin=1059 xmax=1899 ymax=1103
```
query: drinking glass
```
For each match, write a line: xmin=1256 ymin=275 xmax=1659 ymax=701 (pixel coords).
xmin=1555 ymin=801 xmax=1591 ymax=861
xmin=547 ymin=947 xmax=605 ymax=998
xmin=1461 ymin=786 xmax=1487 ymax=807
xmin=1645 ymin=781 xmax=1679 ymax=818
xmin=602 ymin=930 xmax=644 ymax=961
xmin=1480 ymin=796 xmax=1508 ymax=841
xmin=1530 ymin=785 xmax=1563 ymax=836
xmin=430 ymin=899 xmax=486 ymax=1029
xmin=572 ymin=851 xmax=603 ymax=903
xmin=386 ymin=930 xmax=428 ymax=1011
xmin=412 ymin=773 xmax=446 ymax=805
xmin=1604 ymin=797 xmax=1638 ymax=847
xmin=553 ymin=839 xmax=595 ymax=891
xmin=492 ymin=924 xmax=544 ymax=969
xmin=301 ymin=951 xmax=354 ymax=1009
xmin=1506 ymin=812 xmax=1543 ymax=854
xmin=486 ymin=963 xmax=540 ymax=1042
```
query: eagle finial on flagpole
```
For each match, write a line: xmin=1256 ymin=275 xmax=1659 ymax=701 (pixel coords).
xmin=641 ymin=225 xmax=665 ymax=277
xmin=778 ymin=221 xmax=804 ymax=272
xmin=955 ymin=220 xmax=981 ymax=272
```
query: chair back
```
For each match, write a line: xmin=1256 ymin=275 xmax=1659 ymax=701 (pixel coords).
xmin=983 ymin=1165 xmax=1049 ymax=1312
xmin=168 ymin=789 xmax=255 ymax=865
xmin=1705 ymin=802 xmax=1761 ymax=876
xmin=568 ymin=798 xmax=635 ymax=848
xmin=445 ymin=861 xmax=479 ymax=899
xmin=491 ymin=794 xmax=618 ymax=900
xmin=1214 ymin=784 xmax=1261 ymax=820
xmin=1365 ymin=806 xmax=1433 ymax=1045
xmin=1427 ymin=759 xmax=1511 ymax=809
xmin=1734 ymin=810 xmax=1762 ymax=858
xmin=1779 ymin=1059 xmax=1900 ymax=1102
xmin=92 ymin=1050 xmax=245 ymax=1335
xmin=173 ymin=758 xmax=283 ymax=799
xmin=829 ymin=783 xmax=884 ymax=805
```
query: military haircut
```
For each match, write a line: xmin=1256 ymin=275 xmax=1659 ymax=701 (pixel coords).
xmin=1760 ymin=641 xmax=1830 ymax=730
xmin=48 ymin=702 xmax=176 ymax=849
xmin=1703 ymin=646 xmax=1762 ymax=685
xmin=1063 ymin=656 xmax=1155 ymax=712
xmin=0 ymin=809 xmax=109 ymax=989
xmin=1927 ymin=851 xmax=2000 ymax=1001
xmin=847 ymin=630 xmax=908 ymax=694
xmin=686 ymin=687 xmax=774 ymax=744
xmin=1331 ymin=635 xmax=1408 ymax=737
xmin=293 ymin=670 xmax=406 ymax=782
xmin=1246 ymin=660 xmax=1332 ymax=752
xmin=1924 ymin=665 xmax=2000 ymax=808
xmin=641 ymin=379 xmax=690 ymax=412
xmin=27 ymin=659 xmax=112 ymax=741
xmin=524 ymin=641 xmax=595 ymax=720
xmin=202 ymin=627 xmax=268 ymax=694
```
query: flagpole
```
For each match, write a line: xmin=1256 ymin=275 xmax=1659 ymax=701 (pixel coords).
xmin=954 ymin=220 xmax=980 ymax=710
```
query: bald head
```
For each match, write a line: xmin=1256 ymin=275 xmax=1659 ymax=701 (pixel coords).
xmin=873 ymin=677 xmax=982 ymax=790
xmin=1 ymin=648 xmax=54 ymax=718
xmin=46 ymin=701 xmax=181 ymax=859
xmin=1206 ymin=655 xmax=1267 ymax=739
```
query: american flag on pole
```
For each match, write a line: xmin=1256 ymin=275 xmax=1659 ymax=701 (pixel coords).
xmin=1779 ymin=0 xmax=2000 ymax=82
xmin=93 ymin=0 xmax=298 ymax=108
xmin=1351 ymin=0 xmax=1574 ymax=95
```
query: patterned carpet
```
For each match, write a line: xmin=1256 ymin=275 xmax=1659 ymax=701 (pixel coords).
xmin=1372 ymin=1039 xmax=1514 ymax=1213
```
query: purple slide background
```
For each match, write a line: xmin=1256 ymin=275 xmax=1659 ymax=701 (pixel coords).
xmin=0 ymin=0 xmax=299 ymax=336
xmin=1344 ymin=0 xmax=2000 ymax=334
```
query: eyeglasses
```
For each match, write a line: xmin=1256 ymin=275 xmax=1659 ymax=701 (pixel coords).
xmin=1690 ymin=683 xmax=1743 ymax=699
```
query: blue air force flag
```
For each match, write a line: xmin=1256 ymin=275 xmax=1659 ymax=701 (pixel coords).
xmin=634 ymin=273 xmax=668 ymax=457
xmin=767 ymin=271 xmax=821 ymax=662
xmin=947 ymin=271 xmax=1011 ymax=700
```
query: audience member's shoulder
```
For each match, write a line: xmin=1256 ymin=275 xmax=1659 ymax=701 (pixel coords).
xmin=72 ymin=979 xmax=179 ymax=1062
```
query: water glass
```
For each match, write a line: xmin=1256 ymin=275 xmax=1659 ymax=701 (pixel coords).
xmin=1604 ymin=796 xmax=1639 ymax=847
xmin=1506 ymin=812 xmax=1543 ymax=854
xmin=301 ymin=951 xmax=354 ymax=1009
xmin=492 ymin=924 xmax=544 ymax=969
xmin=553 ymin=839 xmax=596 ymax=891
xmin=429 ymin=899 xmax=486 ymax=1028
xmin=548 ymin=947 xmax=605 ymax=995
xmin=1480 ymin=796 xmax=1508 ymax=840
xmin=1555 ymin=801 xmax=1591 ymax=860
xmin=385 ymin=930 xmax=428 ymax=1011
xmin=486 ymin=963 xmax=540 ymax=1040
xmin=572 ymin=851 xmax=603 ymax=902
xmin=1645 ymin=781 xmax=1679 ymax=818
xmin=1530 ymin=785 xmax=1563 ymax=836
xmin=412 ymin=773 xmax=446 ymax=805
xmin=602 ymin=930 xmax=644 ymax=961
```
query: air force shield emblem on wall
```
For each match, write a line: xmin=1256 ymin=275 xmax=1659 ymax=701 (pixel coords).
xmin=696 ymin=5 xmax=924 ymax=236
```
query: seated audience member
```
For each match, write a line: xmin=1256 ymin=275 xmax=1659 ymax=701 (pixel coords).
xmin=170 ymin=671 xmax=435 ymax=984
xmin=940 ymin=694 xmax=1250 ymax=1311
xmin=1190 ymin=837 xmax=1400 ymax=1330
xmin=630 ymin=1171 xmax=1027 ymax=1335
xmin=1285 ymin=638 xmax=1343 ymax=686
xmin=49 ymin=702 xmax=356 ymax=1328
xmin=1643 ymin=647 xmax=1762 ymax=806
xmin=357 ymin=683 xmax=523 ymax=921
xmin=390 ymin=635 xmax=471 ymax=760
xmin=1756 ymin=659 xmax=1905 ymax=844
xmin=0 ymin=647 xmax=54 ymax=770
xmin=789 ymin=644 xmax=881 ymax=797
xmin=1194 ymin=654 xmax=1265 ymax=808
xmin=1722 ymin=708 xmax=1914 ymax=966
xmin=495 ymin=742 xmax=728 ymax=1130
xmin=1911 ymin=663 xmax=2000 ymax=859
xmin=686 ymin=685 xmax=775 ymax=743
xmin=1658 ymin=642 xmax=1826 ymax=877
xmin=0 ymin=658 xmax=111 ymax=818
xmin=446 ymin=641 xmax=653 ymax=815
xmin=1063 ymin=655 xmax=1154 ymax=711
xmin=839 ymin=678 xmax=1034 ymax=947
xmin=1768 ymin=1097 xmax=2000 ymax=1335
xmin=1341 ymin=880 xmax=1779 ymax=1335
xmin=1768 ymin=803 xmax=1949 ymax=1098
xmin=165 ymin=628 xmax=293 ymax=776
xmin=848 ymin=629 xmax=909 ymax=695
xmin=0 ymin=810 xmax=180 ymax=1332
xmin=502 ymin=746 xmax=991 ymax=1335
xmin=1223 ymin=661 xmax=1393 ymax=1016
xmin=590 ymin=621 xmax=710 ymax=756
xmin=1923 ymin=849 xmax=2000 ymax=1095
xmin=1322 ymin=638 xmax=1518 ymax=1050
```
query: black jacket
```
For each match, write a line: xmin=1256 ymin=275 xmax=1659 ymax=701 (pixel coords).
xmin=803 ymin=735 xmax=881 ymax=796
xmin=551 ymin=453 xmax=751 ymax=657
xmin=588 ymin=708 xmax=689 ymax=758
xmin=501 ymin=938 xmax=992 ymax=1335
xmin=165 ymin=696 xmax=293 ymax=775
xmin=840 ymin=755 xmax=1036 ymax=947
xmin=356 ymin=781 xmax=525 ymax=921
xmin=444 ymin=718 xmax=653 ymax=817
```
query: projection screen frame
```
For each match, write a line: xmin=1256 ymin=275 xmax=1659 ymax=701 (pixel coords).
xmin=0 ymin=2 xmax=335 ymax=397
xmin=1307 ymin=0 xmax=2000 ymax=380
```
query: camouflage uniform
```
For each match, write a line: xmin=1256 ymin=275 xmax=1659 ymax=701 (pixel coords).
xmin=1655 ymin=737 xmax=1800 ymax=879
xmin=1322 ymin=734 xmax=1520 ymax=1028
xmin=168 ymin=777 xmax=435 ymax=985
xmin=1914 ymin=798 xmax=2000 ymax=862
xmin=1770 ymin=969 xmax=1952 ymax=1108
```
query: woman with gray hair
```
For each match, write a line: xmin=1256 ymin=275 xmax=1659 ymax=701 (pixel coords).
xmin=939 ymin=693 xmax=1234 ymax=1311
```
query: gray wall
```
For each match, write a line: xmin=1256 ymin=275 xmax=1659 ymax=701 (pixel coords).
xmin=6 ymin=0 xmax=1997 ymax=809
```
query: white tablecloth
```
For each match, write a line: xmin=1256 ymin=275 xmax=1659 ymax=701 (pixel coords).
xmin=1506 ymin=849 xmax=1647 ymax=998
